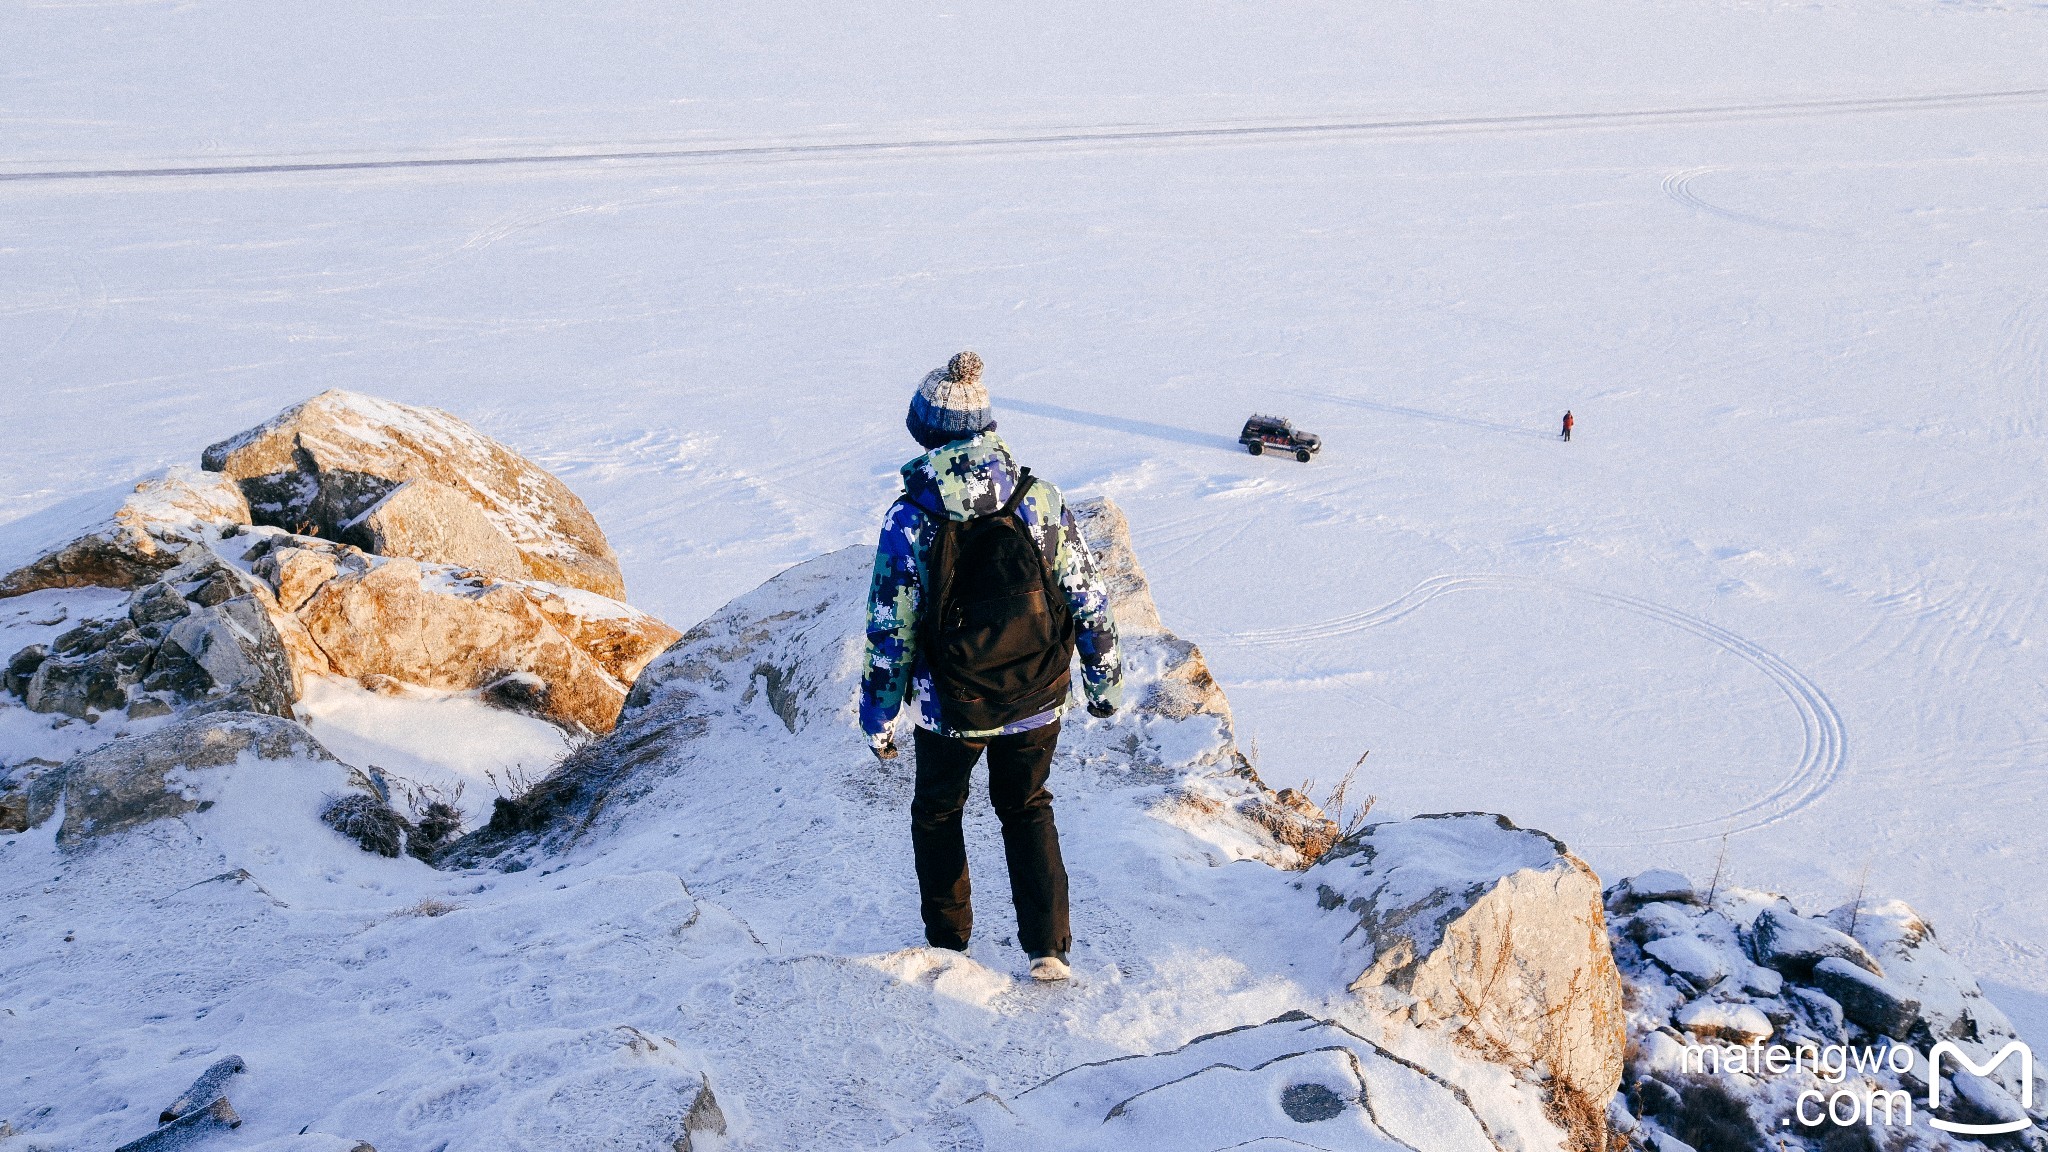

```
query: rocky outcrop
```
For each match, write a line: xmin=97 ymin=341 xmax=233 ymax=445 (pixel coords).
xmin=6 ymin=696 xmax=444 ymax=859
xmin=453 ymin=497 xmax=1337 ymax=869
xmin=1611 ymin=877 xmax=2048 ymax=1151
xmin=900 ymin=1013 xmax=1498 ymax=1152
xmin=1824 ymin=900 xmax=2014 ymax=1051
xmin=0 ymin=467 xmax=250 ymax=598
xmin=1310 ymin=812 xmax=1625 ymax=1144
xmin=3 ymin=393 xmax=677 ymax=742
xmin=50 ymin=712 xmax=342 ymax=844
xmin=7 ymin=547 xmax=296 ymax=722
xmin=202 ymin=390 xmax=625 ymax=598
xmin=271 ymin=540 xmax=674 ymax=733
xmin=449 ymin=546 xmax=866 ymax=860
xmin=1066 ymin=498 xmax=1339 ymax=869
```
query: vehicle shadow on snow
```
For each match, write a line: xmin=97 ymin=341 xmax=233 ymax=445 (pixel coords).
xmin=999 ymin=399 xmax=1244 ymax=454
xmin=1298 ymin=391 xmax=1555 ymax=442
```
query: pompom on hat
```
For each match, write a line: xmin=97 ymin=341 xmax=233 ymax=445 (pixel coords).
xmin=906 ymin=350 xmax=995 ymax=449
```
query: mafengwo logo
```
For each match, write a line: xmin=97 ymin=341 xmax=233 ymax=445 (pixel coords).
xmin=1927 ymin=1040 xmax=2033 ymax=1136
xmin=1685 ymin=1038 xmax=2036 ymax=1134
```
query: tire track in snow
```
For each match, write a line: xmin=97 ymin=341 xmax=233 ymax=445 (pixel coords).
xmin=1232 ymin=574 xmax=1847 ymax=843
xmin=3 ymin=87 xmax=2044 ymax=185
xmin=1662 ymin=167 xmax=1825 ymax=234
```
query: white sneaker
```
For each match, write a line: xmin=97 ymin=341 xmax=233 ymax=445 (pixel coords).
xmin=1029 ymin=953 xmax=1071 ymax=982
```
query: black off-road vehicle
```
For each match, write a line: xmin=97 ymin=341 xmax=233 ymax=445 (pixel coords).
xmin=1239 ymin=414 xmax=1321 ymax=462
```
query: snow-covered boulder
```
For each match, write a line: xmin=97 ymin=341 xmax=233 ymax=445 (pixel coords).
xmin=1643 ymin=934 xmax=1734 ymax=989
xmin=896 ymin=1014 xmax=1498 ymax=1152
xmin=1750 ymin=906 xmax=1880 ymax=978
xmin=1622 ymin=901 xmax=1695 ymax=944
xmin=1809 ymin=956 xmax=1919 ymax=1040
xmin=0 ymin=467 xmax=250 ymax=598
xmin=46 ymin=712 xmax=346 ymax=845
xmin=616 ymin=544 xmax=870 ymax=739
xmin=1672 ymin=1000 xmax=1771 ymax=1045
xmin=1604 ymin=868 xmax=1699 ymax=912
xmin=485 ymin=1028 xmax=726 ymax=1152
xmin=1830 ymin=899 xmax=2024 ymax=1055
xmin=202 ymin=390 xmax=626 ymax=599
xmin=1308 ymin=812 xmax=1625 ymax=1136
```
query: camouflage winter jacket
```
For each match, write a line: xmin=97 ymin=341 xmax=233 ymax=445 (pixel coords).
xmin=860 ymin=433 xmax=1122 ymax=740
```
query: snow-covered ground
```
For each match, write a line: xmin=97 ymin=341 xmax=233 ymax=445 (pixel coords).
xmin=5 ymin=0 xmax=2048 ymax=1100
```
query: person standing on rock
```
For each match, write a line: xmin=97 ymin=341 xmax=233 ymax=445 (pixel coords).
xmin=860 ymin=350 xmax=1123 ymax=983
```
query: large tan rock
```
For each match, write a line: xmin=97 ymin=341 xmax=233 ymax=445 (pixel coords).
xmin=1070 ymin=497 xmax=1165 ymax=638
xmin=260 ymin=543 xmax=344 ymax=613
xmin=0 ymin=467 xmax=251 ymax=598
xmin=281 ymin=546 xmax=676 ymax=734
xmin=518 ymin=581 xmax=685 ymax=688
xmin=6 ymin=397 xmax=677 ymax=748
xmin=357 ymin=478 xmax=528 ymax=577
xmin=202 ymin=390 xmax=625 ymax=598
xmin=1309 ymin=813 xmax=1625 ymax=1142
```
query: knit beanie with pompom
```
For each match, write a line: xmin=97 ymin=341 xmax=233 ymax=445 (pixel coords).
xmin=906 ymin=351 xmax=994 ymax=449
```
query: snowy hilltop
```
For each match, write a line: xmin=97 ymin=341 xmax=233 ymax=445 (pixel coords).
xmin=4 ymin=394 xmax=2040 ymax=1152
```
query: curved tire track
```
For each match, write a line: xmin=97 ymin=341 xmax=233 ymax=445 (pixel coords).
xmin=1662 ymin=167 xmax=1822 ymax=235
xmin=1233 ymin=574 xmax=1846 ymax=844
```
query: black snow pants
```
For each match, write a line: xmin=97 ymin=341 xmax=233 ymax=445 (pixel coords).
xmin=910 ymin=720 xmax=1071 ymax=956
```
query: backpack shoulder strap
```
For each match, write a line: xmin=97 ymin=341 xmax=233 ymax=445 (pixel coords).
xmin=1001 ymin=469 xmax=1036 ymax=517
xmin=918 ymin=510 xmax=959 ymax=654
xmin=1001 ymin=470 xmax=1067 ymax=602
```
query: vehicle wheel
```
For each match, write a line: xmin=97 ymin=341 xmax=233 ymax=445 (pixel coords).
xmin=1247 ymin=441 xmax=1262 ymax=456
xmin=1296 ymin=449 xmax=1311 ymax=462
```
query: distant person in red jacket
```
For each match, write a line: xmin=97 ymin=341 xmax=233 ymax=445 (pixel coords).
xmin=1561 ymin=411 xmax=1574 ymax=442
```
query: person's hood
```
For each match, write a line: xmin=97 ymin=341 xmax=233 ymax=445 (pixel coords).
xmin=900 ymin=433 xmax=1023 ymax=522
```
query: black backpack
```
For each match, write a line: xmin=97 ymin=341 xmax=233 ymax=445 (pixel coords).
xmin=918 ymin=470 xmax=1077 ymax=732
